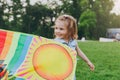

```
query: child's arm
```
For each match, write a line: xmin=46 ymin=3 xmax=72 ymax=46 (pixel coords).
xmin=76 ymin=44 xmax=95 ymax=71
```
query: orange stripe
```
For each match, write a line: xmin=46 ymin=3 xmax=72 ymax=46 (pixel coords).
xmin=0 ymin=32 xmax=13 ymax=60
xmin=2 ymin=71 xmax=8 ymax=80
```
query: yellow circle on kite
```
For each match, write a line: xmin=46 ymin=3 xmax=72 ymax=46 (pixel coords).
xmin=33 ymin=44 xmax=73 ymax=80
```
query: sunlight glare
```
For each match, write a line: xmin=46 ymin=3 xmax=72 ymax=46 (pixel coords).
xmin=111 ymin=0 xmax=120 ymax=15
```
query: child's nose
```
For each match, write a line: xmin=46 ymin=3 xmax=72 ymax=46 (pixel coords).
xmin=56 ymin=29 xmax=60 ymax=33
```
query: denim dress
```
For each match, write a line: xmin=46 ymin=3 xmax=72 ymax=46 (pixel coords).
xmin=54 ymin=38 xmax=77 ymax=50
xmin=54 ymin=38 xmax=77 ymax=80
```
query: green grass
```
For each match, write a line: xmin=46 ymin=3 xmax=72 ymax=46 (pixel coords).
xmin=76 ymin=41 xmax=120 ymax=80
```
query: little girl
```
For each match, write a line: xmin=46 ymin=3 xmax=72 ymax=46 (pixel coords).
xmin=53 ymin=14 xmax=95 ymax=80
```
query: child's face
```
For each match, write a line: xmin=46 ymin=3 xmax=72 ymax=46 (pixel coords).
xmin=54 ymin=21 xmax=68 ymax=40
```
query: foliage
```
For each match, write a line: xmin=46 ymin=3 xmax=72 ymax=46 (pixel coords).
xmin=78 ymin=9 xmax=96 ymax=39
xmin=8 ymin=0 xmax=24 ymax=31
xmin=76 ymin=41 xmax=120 ymax=80
xmin=22 ymin=3 xmax=54 ymax=38
xmin=0 ymin=0 xmax=120 ymax=39
xmin=91 ymin=0 xmax=114 ymax=39
xmin=0 ymin=0 xmax=8 ymax=29
xmin=78 ymin=0 xmax=114 ymax=39
xmin=109 ymin=14 xmax=120 ymax=28
xmin=60 ymin=0 xmax=82 ymax=22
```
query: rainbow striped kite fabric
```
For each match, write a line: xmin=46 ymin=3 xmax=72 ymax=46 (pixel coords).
xmin=0 ymin=29 xmax=77 ymax=80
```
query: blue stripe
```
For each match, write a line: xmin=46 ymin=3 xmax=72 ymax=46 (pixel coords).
xmin=15 ymin=77 xmax=25 ymax=80
xmin=7 ymin=34 xmax=27 ymax=71
xmin=11 ymin=35 xmax=33 ymax=74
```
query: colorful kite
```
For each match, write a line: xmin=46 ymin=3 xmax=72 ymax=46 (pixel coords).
xmin=0 ymin=29 xmax=77 ymax=80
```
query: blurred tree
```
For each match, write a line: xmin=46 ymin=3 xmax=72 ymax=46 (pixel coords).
xmin=78 ymin=0 xmax=114 ymax=39
xmin=59 ymin=0 xmax=81 ymax=22
xmin=0 ymin=0 xmax=8 ymax=29
xmin=0 ymin=0 xmax=117 ymax=40
xmin=79 ymin=9 xmax=96 ymax=39
xmin=109 ymin=13 xmax=120 ymax=28
xmin=8 ymin=0 xmax=24 ymax=31
xmin=91 ymin=0 xmax=114 ymax=39
xmin=22 ymin=2 xmax=54 ymax=38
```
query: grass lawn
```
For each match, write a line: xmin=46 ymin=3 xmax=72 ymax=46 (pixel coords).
xmin=76 ymin=41 xmax=120 ymax=80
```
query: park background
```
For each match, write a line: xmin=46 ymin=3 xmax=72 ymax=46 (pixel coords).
xmin=0 ymin=0 xmax=120 ymax=80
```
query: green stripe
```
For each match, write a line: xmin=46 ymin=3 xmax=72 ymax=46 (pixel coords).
xmin=4 ymin=33 xmax=20 ymax=66
xmin=7 ymin=34 xmax=27 ymax=71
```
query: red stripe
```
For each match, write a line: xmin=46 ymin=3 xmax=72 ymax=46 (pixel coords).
xmin=0 ymin=31 xmax=7 ymax=54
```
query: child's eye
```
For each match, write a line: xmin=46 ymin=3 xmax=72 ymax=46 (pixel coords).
xmin=60 ymin=28 xmax=63 ymax=30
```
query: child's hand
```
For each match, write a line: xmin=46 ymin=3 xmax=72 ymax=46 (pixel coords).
xmin=87 ymin=61 xmax=95 ymax=71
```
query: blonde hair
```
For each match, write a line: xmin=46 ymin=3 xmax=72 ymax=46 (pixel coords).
xmin=54 ymin=14 xmax=78 ymax=39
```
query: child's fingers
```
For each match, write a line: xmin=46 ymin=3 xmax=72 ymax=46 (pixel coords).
xmin=90 ymin=64 xmax=95 ymax=71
